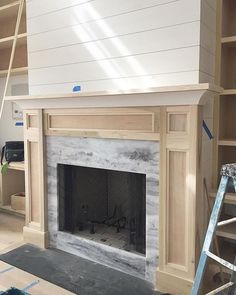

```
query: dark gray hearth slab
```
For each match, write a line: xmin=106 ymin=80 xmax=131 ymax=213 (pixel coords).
xmin=0 ymin=244 xmax=162 ymax=295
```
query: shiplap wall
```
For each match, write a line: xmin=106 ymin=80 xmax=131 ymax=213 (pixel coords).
xmin=26 ymin=0 xmax=216 ymax=95
xmin=199 ymin=0 xmax=216 ymax=84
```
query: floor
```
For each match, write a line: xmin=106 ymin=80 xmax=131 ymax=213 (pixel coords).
xmin=0 ymin=261 xmax=75 ymax=295
xmin=2 ymin=213 xmax=233 ymax=294
xmin=0 ymin=212 xmax=75 ymax=294
xmin=0 ymin=212 xmax=159 ymax=295
xmin=0 ymin=212 xmax=24 ymax=253
xmin=1 ymin=244 xmax=159 ymax=295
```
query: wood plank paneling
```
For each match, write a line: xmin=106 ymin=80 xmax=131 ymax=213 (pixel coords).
xmin=28 ymin=47 xmax=200 ymax=86
xmin=28 ymin=71 xmax=200 ymax=94
xmin=27 ymin=0 xmax=93 ymax=18
xmin=27 ymin=0 xmax=200 ymax=36
xmin=28 ymin=22 xmax=200 ymax=67
xmin=199 ymin=0 xmax=217 ymax=81
xmin=26 ymin=0 xmax=217 ymax=93
xmin=27 ymin=0 xmax=172 ymax=20
xmin=26 ymin=0 xmax=204 ymax=94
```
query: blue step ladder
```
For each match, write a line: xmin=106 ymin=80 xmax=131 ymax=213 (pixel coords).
xmin=192 ymin=163 xmax=236 ymax=295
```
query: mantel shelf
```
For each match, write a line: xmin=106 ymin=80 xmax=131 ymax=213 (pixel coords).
xmin=4 ymin=83 xmax=222 ymax=110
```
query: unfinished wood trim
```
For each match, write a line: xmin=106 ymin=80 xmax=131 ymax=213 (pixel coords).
xmin=28 ymin=114 xmax=38 ymax=129
xmin=166 ymin=149 xmax=189 ymax=270
xmin=213 ymin=0 xmax=222 ymax=189
xmin=39 ymin=109 xmax=47 ymax=232
xmin=44 ymin=129 xmax=160 ymax=141
xmin=44 ymin=108 xmax=160 ymax=141
xmin=158 ymin=106 xmax=199 ymax=288
xmin=23 ymin=110 xmax=48 ymax=247
xmin=156 ymin=269 xmax=193 ymax=295
xmin=23 ymin=226 xmax=48 ymax=248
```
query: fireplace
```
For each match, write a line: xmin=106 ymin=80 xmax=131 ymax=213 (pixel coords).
xmin=47 ymin=136 xmax=159 ymax=282
xmin=58 ymin=164 xmax=146 ymax=254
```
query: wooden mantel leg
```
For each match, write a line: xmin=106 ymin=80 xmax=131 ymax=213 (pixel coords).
xmin=156 ymin=106 xmax=202 ymax=295
xmin=23 ymin=109 xmax=48 ymax=248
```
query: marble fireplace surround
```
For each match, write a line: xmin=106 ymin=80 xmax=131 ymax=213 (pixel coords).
xmin=47 ymin=136 xmax=159 ymax=283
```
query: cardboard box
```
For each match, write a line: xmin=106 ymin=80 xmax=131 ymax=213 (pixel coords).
xmin=11 ymin=192 xmax=25 ymax=211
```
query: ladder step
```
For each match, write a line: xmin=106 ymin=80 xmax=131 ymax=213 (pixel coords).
xmin=218 ymin=217 xmax=236 ymax=227
xmin=206 ymin=282 xmax=235 ymax=295
xmin=205 ymin=251 xmax=236 ymax=272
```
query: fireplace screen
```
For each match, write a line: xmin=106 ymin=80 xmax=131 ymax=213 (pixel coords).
xmin=58 ymin=164 xmax=146 ymax=255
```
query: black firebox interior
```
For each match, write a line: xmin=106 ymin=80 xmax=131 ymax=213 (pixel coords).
xmin=58 ymin=164 xmax=146 ymax=254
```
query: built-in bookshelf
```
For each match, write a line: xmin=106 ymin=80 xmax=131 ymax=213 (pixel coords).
xmin=0 ymin=0 xmax=27 ymax=78
xmin=216 ymin=0 xmax=236 ymax=174
xmin=214 ymin=0 xmax=236 ymax=244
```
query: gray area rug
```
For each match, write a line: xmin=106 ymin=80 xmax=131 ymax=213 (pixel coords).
xmin=0 ymin=244 xmax=162 ymax=295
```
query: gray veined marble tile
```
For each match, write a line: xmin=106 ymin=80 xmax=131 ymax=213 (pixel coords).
xmin=46 ymin=136 xmax=159 ymax=285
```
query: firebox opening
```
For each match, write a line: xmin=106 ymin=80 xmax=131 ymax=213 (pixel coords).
xmin=58 ymin=164 xmax=146 ymax=255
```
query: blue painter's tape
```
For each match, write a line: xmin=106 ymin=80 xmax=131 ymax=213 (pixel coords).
xmin=0 ymin=266 xmax=14 ymax=275
xmin=15 ymin=122 xmax=23 ymax=127
xmin=22 ymin=280 xmax=40 ymax=292
xmin=73 ymin=85 xmax=81 ymax=92
xmin=203 ymin=120 xmax=213 ymax=140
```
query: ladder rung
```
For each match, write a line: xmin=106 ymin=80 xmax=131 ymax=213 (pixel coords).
xmin=218 ymin=217 xmax=236 ymax=227
xmin=205 ymin=251 xmax=236 ymax=272
xmin=205 ymin=282 xmax=235 ymax=295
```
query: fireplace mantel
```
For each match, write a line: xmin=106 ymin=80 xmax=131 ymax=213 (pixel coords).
xmin=6 ymin=83 xmax=221 ymax=109
xmin=7 ymin=83 xmax=221 ymax=295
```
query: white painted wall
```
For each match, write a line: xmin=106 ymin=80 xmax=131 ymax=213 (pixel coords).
xmin=26 ymin=0 xmax=217 ymax=95
xmin=0 ymin=75 xmax=28 ymax=149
